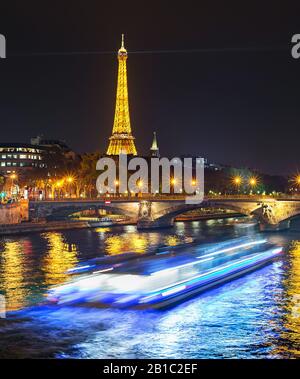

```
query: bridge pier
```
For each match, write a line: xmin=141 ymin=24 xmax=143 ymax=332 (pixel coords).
xmin=137 ymin=200 xmax=174 ymax=230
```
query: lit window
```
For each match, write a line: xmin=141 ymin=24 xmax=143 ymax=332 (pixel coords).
xmin=13 ymin=155 xmax=18 ymax=159
xmin=1 ymin=162 xmax=5 ymax=167
xmin=6 ymin=162 xmax=11 ymax=166
xmin=20 ymin=154 xmax=27 ymax=159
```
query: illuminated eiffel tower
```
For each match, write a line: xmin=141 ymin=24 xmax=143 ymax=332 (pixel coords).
xmin=106 ymin=35 xmax=137 ymax=156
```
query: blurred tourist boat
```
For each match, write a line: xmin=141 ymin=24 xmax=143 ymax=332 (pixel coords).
xmin=47 ymin=237 xmax=282 ymax=309
xmin=66 ymin=237 xmax=196 ymax=276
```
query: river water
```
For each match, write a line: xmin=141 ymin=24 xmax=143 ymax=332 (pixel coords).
xmin=0 ymin=217 xmax=299 ymax=358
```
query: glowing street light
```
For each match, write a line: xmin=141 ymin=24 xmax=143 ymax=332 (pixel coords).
xmin=249 ymin=177 xmax=257 ymax=187
xmin=231 ymin=175 xmax=242 ymax=194
xmin=66 ymin=176 xmax=74 ymax=184
xmin=65 ymin=176 xmax=75 ymax=198
xmin=234 ymin=176 xmax=242 ymax=185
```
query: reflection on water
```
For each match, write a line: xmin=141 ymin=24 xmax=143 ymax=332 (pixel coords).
xmin=164 ymin=235 xmax=180 ymax=246
xmin=105 ymin=233 xmax=149 ymax=255
xmin=0 ymin=241 xmax=26 ymax=311
xmin=105 ymin=235 xmax=125 ymax=255
xmin=42 ymin=233 xmax=78 ymax=286
xmin=94 ymin=227 xmax=111 ymax=238
xmin=276 ymin=240 xmax=300 ymax=357
xmin=0 ymin=217 xmax=300 ymax=358
xmin=105 ymin=231 xmax=183 ymax=255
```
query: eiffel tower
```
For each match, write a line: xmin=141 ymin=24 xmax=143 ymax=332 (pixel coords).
xmin=106 ymin=35 xmax=137 ymax=156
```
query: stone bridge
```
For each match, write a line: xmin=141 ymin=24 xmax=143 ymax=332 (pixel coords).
xmin=29 ymin=196 xmax=300 ymax=231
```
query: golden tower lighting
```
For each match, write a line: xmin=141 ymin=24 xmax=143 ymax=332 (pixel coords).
xmin=106 ymin=34 xmax=137 ymax=156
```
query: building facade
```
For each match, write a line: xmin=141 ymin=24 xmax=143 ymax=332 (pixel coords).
xmin=0 ymin=137 xmax=76 ymax=177
xmin=0 ymin=143 xmax=45 ymax=175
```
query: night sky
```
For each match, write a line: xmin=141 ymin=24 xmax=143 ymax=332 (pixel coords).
xmin=0 ymin=1 xmax=299 ymax=175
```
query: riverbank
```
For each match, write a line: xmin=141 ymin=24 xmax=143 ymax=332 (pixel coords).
xmin=0 ymin=212 xmax=242 ymax=236
xmin=0 ymin=220 xmax=91 ymax=236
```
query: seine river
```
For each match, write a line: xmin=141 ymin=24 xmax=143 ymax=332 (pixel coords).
xmin=0 ymin=217 xmax=300 ymax=358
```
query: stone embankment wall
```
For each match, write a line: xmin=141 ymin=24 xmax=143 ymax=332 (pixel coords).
xmin=0 ymin=200 xmax=29 ymax=225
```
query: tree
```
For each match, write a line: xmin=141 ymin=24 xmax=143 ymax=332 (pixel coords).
xmin=77 ymin=152 xmax=101 ymax=198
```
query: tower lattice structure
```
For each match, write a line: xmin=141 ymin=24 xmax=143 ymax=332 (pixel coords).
xmin=106 ymin=35 xmax=137 ymax=156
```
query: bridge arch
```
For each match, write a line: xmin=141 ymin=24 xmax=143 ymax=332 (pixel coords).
xmin=43 ymin=204 xmax=137 ymax=220
xmin=152 ymin=201 xmax=260 ymax=224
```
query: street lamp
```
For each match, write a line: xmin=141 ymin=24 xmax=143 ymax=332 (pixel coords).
xmin=248 ymin=177 xmax=258 ymax=195
xmin=65 ymin=176 xmax=74 ymax=197
xmin=66 ymin=176 xmax=74 ymax=184
xmin=10 ymin=173 xmax=18 ymax=198
xmin=232 ymin=176 xmax=242 ymax=194
xmin=137 ymin=180 xmax=143 ymax=191
xmin=234 ymin=176 xmax=242 ymax=185
xmin=249 ymin=177 xmax=257 ymax=187
xmin=55 ymin=180 xmax=63 ymax=199
xmin=170 ymin=177 xmax=177 ymax=195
